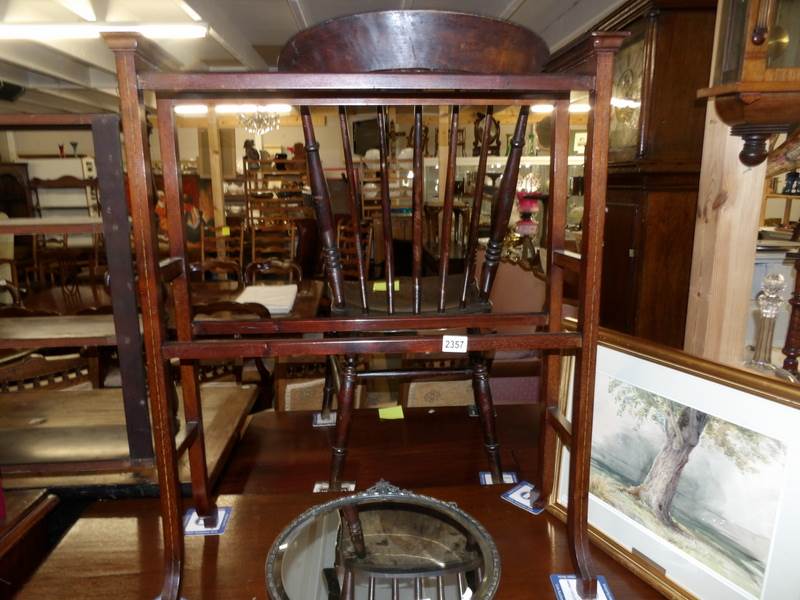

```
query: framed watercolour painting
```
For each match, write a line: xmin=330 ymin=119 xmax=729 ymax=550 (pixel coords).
xmin=552 ymin=335 xmax=800 ymax=600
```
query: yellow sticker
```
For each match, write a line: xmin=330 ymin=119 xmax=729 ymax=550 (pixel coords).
xmin=372 ymin=280 xmax=400 ymax=292
xmin=220 ymin=226 xmax=231 ymax=237
xmin=378 ymin=405 xmax=404 ymax=420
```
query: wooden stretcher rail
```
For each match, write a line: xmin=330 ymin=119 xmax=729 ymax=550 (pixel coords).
xmin=175 ymin=421 xmax=199 ymax=458
xmin=0 ymin=114 xmax=103 ymax=127
xmin=0 ymin=458 xmax=150 ymax=476
xmin=547 ymin=406 xmax=573 ymax=448
xmin=159 ymin=257 xmax=184 ymax=283
xmin=163 ymin=332 xmax=582 ymax=360
xmin=140 ymin=72 xmax=595 ymax=96
xmin=552 ymin=250 xmax=581 ymax=272
xmin=0 ymin=217 xmax=104 ymax=235
xmin=192 ymin=312 xmax=549 ymax=336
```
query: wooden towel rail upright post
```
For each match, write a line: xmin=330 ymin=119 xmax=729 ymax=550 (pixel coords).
xmin=104 ymin=20 xmax=624 ymax=600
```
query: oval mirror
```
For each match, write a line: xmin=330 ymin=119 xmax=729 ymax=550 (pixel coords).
xmin=266 ymin=481 xmax=500 ymax=599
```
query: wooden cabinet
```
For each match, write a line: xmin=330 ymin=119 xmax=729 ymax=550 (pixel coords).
xmin=548 ymin=0 xmax=716 ymax=347
xmin=601 ymin=172 xmax=700 ymax=347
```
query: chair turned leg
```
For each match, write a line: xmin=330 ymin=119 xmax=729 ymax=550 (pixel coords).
xmin=330 ymin=355 xmax=357 ymax=490
xmin=470 ymin=355 xmax=502 ymax=483
xmin=321 ymin=355 xmax=336 ymax=419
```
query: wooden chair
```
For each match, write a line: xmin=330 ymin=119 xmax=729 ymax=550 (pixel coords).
xmin=336 ymin=220 xmax=372 ymax=281
xmin=250 ymin=219 xmax=297 ymax=265
xmin=199 ymin=215 xmax=244 ymax=266
xmin=244 ymin=258 xmax=302 ymax=285
xmin=192 ymin=300 xmax=274 ymax=407
xmin=314 ymin=104 xmax=526 ymax=487
xmin=279 ymin=16 xmax=547 ymax=490
xmin=188 ymin=259 xmax=243 ymax=290
xmin=29 ymin=176 xmax=102 ymax=286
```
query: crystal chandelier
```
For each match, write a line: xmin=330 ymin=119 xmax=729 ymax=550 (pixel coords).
xmin=239 ymin=109 xmax=280 ymax=136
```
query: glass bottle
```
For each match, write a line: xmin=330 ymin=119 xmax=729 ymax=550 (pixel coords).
xmin=745 ymin=273 xmax=797 ymax=382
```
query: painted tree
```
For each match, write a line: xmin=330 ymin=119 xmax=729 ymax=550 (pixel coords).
xmin=608 ymin=380 xmax=783 ymax=527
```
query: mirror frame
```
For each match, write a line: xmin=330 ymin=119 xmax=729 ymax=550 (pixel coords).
xmin=265 ymin=480 xmax=501 ymax=599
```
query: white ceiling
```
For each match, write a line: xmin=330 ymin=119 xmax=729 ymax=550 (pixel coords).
xmin=0 ymin=0 xmax=626 ymax=114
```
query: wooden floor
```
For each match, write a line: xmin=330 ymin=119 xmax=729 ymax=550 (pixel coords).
xmin=17 ymin=405 xmax=665 ymax=599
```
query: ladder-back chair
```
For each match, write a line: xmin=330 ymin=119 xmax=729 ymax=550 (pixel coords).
xmin=106 ymin=13 xmax=622 ymax=598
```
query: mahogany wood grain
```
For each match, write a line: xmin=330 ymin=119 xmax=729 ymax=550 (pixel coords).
xmin=782 ymin=252 xmax=800 ymax=374
xmin=106 ymin=18 xmax=625 ymax=598
xmin=535 ymin=98 xmax=571 ymax=511
xmin=139 ymin=72 xmax=593 ymax=96
xmin=112 ymin=42 xmax=184 ymax=600
xmin=276 ymin=11 xmax=549 ymax=74
xmin=437 ymin=106 xmax=459 ymax=312
xmin=412 ymin=106 xmax=424 ymax=313
xmin=193 ymin=311 xmax=547 ymax=336
xmin=460 ymin=105 xmax=492 ymax=307
xmin=163 ymin=332 xmax=583 ymax=361
xmin=0 ymin=489 xmax=58 ymax=597
xmin=0 ymin=490 xmax=58 ymax=558
xmin=478 ymin=106 xmax=528 ymax=300
xmin=157 ymin=97 xmax=217 ymax=524
xmin=301 ymin=106 xmax=345 ymax=309
xmin=376 ymin=106 xmax=395 ymax=314
xmin=17 ymin=407 xmax=662 ymax=600
xmin=568 ymin=37 xmax=618 ymax=598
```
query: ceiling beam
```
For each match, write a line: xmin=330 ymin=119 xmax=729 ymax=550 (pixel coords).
xmin=175 ymin=0 xmax=268 ymax=69
xmin=0 ymin=40 xmax=118 ymax=92
xmin=0 ymin=60 xmax=119 ymax=112
xmin=286 ymin=0 xmax=308 ymax=30
xmin=36 ymin=39 xmax=117 ymax=74
xmin=500 ymin=0 xmax=527 ymax=20
xmin=0 ymin=98 xmax=68 ymax=114
xmin=56 ymin=0 xmax=98 ymax=21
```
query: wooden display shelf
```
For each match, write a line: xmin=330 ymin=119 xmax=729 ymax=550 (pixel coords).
xmin=0 ymin=216 xmax=104 ymax=235
xmin=0 ymin=384 xmax=256 ymax=490
xmin=0 ymin=315 xmax=117 ymax=350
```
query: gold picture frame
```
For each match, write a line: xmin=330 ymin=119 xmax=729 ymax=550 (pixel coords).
xmin=548 ymin=329 xmax=800 ymax=600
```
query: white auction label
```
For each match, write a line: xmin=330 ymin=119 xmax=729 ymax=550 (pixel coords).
xmin=442 ymin=335 xmax=468 ymax=353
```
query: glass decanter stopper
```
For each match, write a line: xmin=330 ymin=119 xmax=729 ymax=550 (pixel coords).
xmin=745 ymin=273 xmax=797 ymax=382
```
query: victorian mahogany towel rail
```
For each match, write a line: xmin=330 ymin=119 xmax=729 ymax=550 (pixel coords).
xmin=106 ymin=30 xmax=623 ymax=600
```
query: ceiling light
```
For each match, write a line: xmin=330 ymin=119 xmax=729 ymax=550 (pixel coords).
xmin=0 ymin=23 xmax=208 ymax=40
xmin=174 ymin=104 xmax=208 ymax=115
xmin=215 ymin=104 xmax=256 ymax=114
xmin=263 ymin=103 xmax=292 ymax=115
xmin=57 ymin=0 xmax=97 ymax=21
xmin=178 ymin=1 xmax=203 ymax=22
xmin=214 ymin=104 xmax=293 ymax=115
xmin=569 ymin=103 xmax=591 ymax=113
xmin=530 ymin=104 xmax=554 ymax=114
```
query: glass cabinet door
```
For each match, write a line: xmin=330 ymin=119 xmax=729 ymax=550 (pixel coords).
xmin=714 ymin=0 xmax=749 ymax=85
xmin=767 ymin=0 xmax=800 ymax=69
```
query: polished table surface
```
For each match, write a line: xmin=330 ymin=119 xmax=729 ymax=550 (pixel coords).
xmin=0 ymin=315 xmax=117 ymax=349
xmin=21 ymin=279 xmax=323 ymax=319
xmin=0 ymin=280 xmax=324 ymax=349
xmin=17 ymin=405 xmax=663 ymax=599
